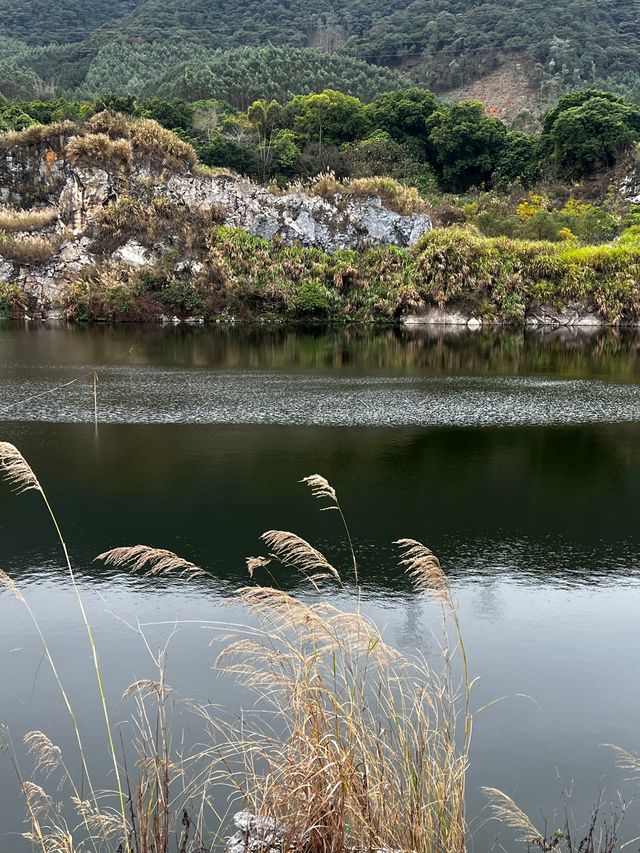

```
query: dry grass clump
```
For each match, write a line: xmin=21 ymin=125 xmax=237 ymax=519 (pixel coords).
xmin=307 ymin=172 xmax=428 ymax=215
xmin=0 ymin=205 xmax=58 ymax=232
xmin=65 ymin=133 xmax=133 ymax=171
xmin=130 ymin=119 xmax=197 ymax=172
xmin=87 ymin=193 xmax=224 ymax=257
xmin=203 ymin=474 xmax=470 ymax=853
xmin=0 ymin=232 xmax=58 ymax=265
xmin=85 ymin=110 xmax=133 ymax=140
xmin=1 ymin=448 xmax=471 ymax=853
xmin=348 ymin=176 xmax=428 ymax=214
xmin=1 ymin=121 xmax=76 ymax=151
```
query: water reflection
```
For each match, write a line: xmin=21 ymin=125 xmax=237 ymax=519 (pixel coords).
xmin=1 ymin=323 xmax=640 ymax=850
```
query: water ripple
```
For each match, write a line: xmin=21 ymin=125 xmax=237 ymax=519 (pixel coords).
xmin=2 ymin=367 xmax=640 ymax=426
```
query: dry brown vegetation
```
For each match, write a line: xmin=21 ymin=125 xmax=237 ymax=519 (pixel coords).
xmin=0 ymin=450 xmax=472 ymax=853
xmin=87 ymin=194 xmax=224 ymax=256
xmin=0 ymin=233 xmax=58 ymax=264
xmin=298 ymin=172 xmax=427 ymax=215
xmin=66 ymin=133 xmax=134 ymax=171
xmin=85 ymin=111 xmax=133 ymax=140
xmin=0 ymin=121 xmax=77 ymax=151
xmin=306 ymin=172 xmax=428 ymax=215
xmin=0 ymin=205 xmax=58 ymax=233
xmin=130 ymin=118 xmax=198 ymax=172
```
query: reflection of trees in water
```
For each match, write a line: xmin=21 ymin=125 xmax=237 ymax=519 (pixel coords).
xmin=5 ymin=322 xmax=640 ymax=378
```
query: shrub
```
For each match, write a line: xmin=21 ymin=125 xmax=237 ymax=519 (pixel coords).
xmin=0 ymin=281 xmax=28 ymax=317
xmin=293 ymin=279 xmax=336 ymax=316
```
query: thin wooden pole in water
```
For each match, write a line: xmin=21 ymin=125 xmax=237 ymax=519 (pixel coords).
xmin=93 ymin=371 xmax=98 ymax=428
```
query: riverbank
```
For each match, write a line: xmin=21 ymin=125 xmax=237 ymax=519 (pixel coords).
xmin=1 ymin=114 xmax=640 ymax=328
xmin=4 ymin=225 xmax=636 ymax=328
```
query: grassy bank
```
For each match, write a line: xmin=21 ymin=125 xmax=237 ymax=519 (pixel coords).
xmin=56 ymin=222 xmax=640 ymax=325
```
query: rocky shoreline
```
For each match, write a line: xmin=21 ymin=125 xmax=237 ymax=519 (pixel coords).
xmin=1 ymin=118 xmax=640 ymax=327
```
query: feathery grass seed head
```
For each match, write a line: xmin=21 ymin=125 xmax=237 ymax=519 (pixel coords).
xmin=481 ymin=787 xmax=543 ymax=843
xmin=300 ymin=475 xmax=337 ymax=505
xmin=246 ymin=556 xmax=272 ymax=578
xmin=0 ymin=568 xmax=25 ymax=602
xmin=261 ymin=530 xmax=339 ymax=582
xmin=395 ymin=538 xmax=450 ymax=601
xmin=24 ymin=732 xmax=63 ymax=780
xmin=0 ymin=442 xmax=42 ymax=494
xmin=96 ymin=545 xmax=204 ymax=579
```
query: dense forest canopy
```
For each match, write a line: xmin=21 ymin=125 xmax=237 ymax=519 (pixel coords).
xmin=2 ymin=87 xmax=639 ymax=195
xmin=0 ymin=0 xmax=638 ymax=104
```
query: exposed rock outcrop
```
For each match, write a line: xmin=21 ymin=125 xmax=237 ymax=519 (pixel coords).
xmin=620 ymin=166 xmax=640 ymax=205
xmin=0 ymin=139 xmax=433 ymax=313
xmin=157 ymin=174 xmax=431 ymax=251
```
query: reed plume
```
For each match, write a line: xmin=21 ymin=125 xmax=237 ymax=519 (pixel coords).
xmin=395 ymin=537 xmax=451 ymax=602
xmin=261 ymin=530 xmax=340 ymax=585
xmin=246 ymin=555 xmax=271 ymax=578
xmin=300 ymin=474 xmax=359 ymax=587
xmin=0 ymin=441 xmax=42 ymax=494
xmin=606 ymin=744 xmax=640 ymax=777
xmin=299 ymin=474 xmax=337 ymax=504
xmin=24 ymin=732 xmax=63 ymax=781
xmin=0 ymin=567 xmax=25 ymax=602
xmin=96 ymin=545 xmax=204 ymax=579
xmin=481 ymin=787 xmax=543 ymax=844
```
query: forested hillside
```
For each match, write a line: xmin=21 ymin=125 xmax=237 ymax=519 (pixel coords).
xmin=0 ymin=0 xmax=639 ymax=108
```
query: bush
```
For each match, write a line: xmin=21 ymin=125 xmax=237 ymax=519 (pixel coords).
xmin=293 ymin=279 xmax=336 ymax=316
xmin=0 ymin=281 xmax=28 ymax=316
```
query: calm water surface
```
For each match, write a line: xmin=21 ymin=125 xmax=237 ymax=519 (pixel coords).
xmin=1 ymin=322 xmax=640 ymax=851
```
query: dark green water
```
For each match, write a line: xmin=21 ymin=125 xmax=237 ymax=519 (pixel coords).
xmin=1 ymin=322 xmax=640 ymax=851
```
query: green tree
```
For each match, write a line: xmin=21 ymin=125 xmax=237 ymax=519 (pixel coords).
xmin=366 ymin=87 xmax=439 ymax=153
xmin=493 ymin=131 xmax=541 ymax=187
xmin=543 ymin=95 xmax=640 ymax=178
xmin=427 ymin=100 xmax=507 ymax=191
xmin=139 ymin=97 xmax=194 ymax=131
xmin=290 ymin=89 xmax=369 ymax=149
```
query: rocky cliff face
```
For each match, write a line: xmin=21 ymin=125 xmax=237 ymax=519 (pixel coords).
xmin=0 ymin=138 xmax=432 ymax=313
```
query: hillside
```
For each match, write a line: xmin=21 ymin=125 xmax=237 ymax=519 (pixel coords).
xmin=0 ymin=0 xmax=639 ymax=110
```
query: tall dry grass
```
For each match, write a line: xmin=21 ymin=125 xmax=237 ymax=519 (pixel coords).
xmin=198 ymin=474 xmax=471 ymax=853
xmin=0 ymin=448 xmax=473 ymax=853
xmin=0 ymin=206 xmax=58 ymax=233
xmin=0 ymin=233 xmax=59 ymax=264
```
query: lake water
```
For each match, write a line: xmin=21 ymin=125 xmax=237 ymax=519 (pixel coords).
xmin=1 ymin=322 xmax=640 ymax=852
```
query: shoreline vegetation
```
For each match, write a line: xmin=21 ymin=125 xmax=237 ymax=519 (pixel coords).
xmin=0 ymin=88 xmax=639 ymax=326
